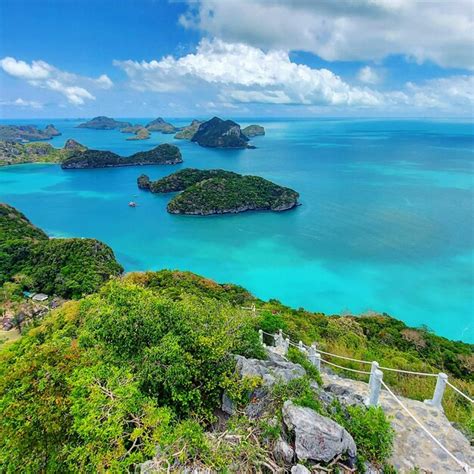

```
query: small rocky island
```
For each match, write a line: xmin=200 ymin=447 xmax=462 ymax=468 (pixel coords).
xmin=137 ymin=168 xmax=299 ymax=215
xmin=191 ymin=117 xmax=251 ymax=149
xmin=61 ymin=143 xmax=182 ymax=169
xmin=0 ymin=124 xmax=61 ymax=142
xmin=242 ymin=124 xmax=265 ymax=137
xmin=77 ymin=116 xmax=132 ymax=130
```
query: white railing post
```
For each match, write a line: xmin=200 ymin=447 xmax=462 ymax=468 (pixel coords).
xmin=308 ymin=344 xmax=321 ymax=372
xmin=368 ymin=369 xmax=383 ymax=407
xmin=425 ymin=373 xmax=448 ymax=410
xmin=368 ymin=361 xmax=379 ymax=390
xmin=258 ymin=329 xmax=263 ymax=346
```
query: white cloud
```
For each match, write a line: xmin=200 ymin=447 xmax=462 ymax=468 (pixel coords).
xmin=0 ymin=97 xmax=43 ymax=109
xmin=0 ymin=57 xmax=113 ymax=105
xmin=180 ymin=0 xmax=474 ymax=70
xmin=114 ymin=39 xmax=382 ymax=107
xmin=358 ymin=66 xmax=380 ymax=85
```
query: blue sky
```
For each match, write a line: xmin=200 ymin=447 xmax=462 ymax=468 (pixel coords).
xmin=0 ymin=0 xmax=473 ymax=118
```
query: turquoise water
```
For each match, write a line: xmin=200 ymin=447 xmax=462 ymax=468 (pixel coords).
xmin=0 ymin=118 xmax=473 ymax=342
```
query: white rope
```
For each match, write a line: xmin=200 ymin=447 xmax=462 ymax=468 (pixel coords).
xmin=380 ymin=379 xmax=472 ymax=473
xmin=320 ymin=358 xmax=372 ymax=375
xmin=447 ymin=381 xmax=474 ymax=404
xmin=316 ymin=348 xmax=373 ymax=365
xmin=379 ymin=366 xmax=438 ymax=377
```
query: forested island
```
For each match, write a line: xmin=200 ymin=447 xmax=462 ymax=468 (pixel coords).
xmin=77 ymin=116 xmax=132 ymax=130
xmin=138 ymin=168 xmax=299 ymax=215
xmin=0 ymin=138 xmax=86 ymax=166
xmin=0 ymin=124 xmax=61 ymax=142
xmin=61 ymin=143 xmax=182 ymax=169
xmin=0 ymin=203 xmax=122 ymax=298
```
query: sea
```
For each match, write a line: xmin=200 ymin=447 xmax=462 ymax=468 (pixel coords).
xmin=0 ymin=118 xmax=473 ymax=343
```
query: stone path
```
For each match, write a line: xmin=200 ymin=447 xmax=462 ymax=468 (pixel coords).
xmin=321 ymin=371 xmax=474 ymax=473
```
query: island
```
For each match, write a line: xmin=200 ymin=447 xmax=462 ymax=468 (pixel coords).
xmin=242 ymin=124 xmax=265 ymax=137
xmin=145 ymin=117 xmax=179 ymax=134
xmin=0 ymin=124 xmax=61 ymax=142
xmin=126 ymin=128 xmax=150 ymax=141
xmin=0 ymin=139 xmax=87 ymax=166
xmin=77 ymin=116 xmax=132 ymax=130
xmin=137 ymin=168 xmax=299 ymax=215
xmin=174 ymin=119 xmax=203 ymax=140
xmin=61 ymin=143 xmax=182 ymax=169
xmin=191 ymin=117 xmax=250 ymax=149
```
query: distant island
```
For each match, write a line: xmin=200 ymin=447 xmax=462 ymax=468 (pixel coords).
xmin=145 ymin=117 xmax=179 ymax=134
xmin=174 ymin=120 xmax=203 ymax=139
xmin=191 ymin=117 xmax=251 ymax=149
xmin=74 ymin=116 xmax=265 ymax=148
xmin=0 ymin=138 xmax=86 ymax=166
xmin=77 ymin=116 xmax=132 ymax=130
xmin=61 ymin=143 xmax=182 ymax=169
xmin=137 ymin=168 xmax=299 ymax=215
xmin=0 ymin=124 xmax=61 ymax=142
xmin=242 ymin=124 xmax=265 ymax=137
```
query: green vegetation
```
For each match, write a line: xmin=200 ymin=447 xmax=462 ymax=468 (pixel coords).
xmin=167 ymin=174 xmax=300 ymax=215
xmin=0 ymin=278 xmax=262 ymax=471
xmin=0 ymin=140 xmax=78 ymax=166
xmin=0 ymin=203 xmax=122 ymax=298
xmin=61 ymin=144 xmax=182 ymax=169
xmin=140 ymin=168 xmax=238 ymax=193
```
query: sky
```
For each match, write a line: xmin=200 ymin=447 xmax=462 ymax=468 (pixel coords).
xmin=0 ymin=0 xmax=473 ymax=119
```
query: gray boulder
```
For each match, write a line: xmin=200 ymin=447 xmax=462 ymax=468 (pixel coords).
xmin=235 ymin=352 xmax=305 ymax=387
xmin=291 ymin=465 xmax=311 ymax=474
xmin=273 ymin=436 xmax=294 ymax=464
xmin=282 ymin=401 xmax=357 ymax=465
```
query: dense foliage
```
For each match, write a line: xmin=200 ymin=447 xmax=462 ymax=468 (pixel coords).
xmin=61 ymin=144 xmax=182 ymax=169
xmin=0 ymin=279 xmax=263 ymax=471
xmin=139 ymin=168 xmax=238 ymax=193
xmin=0 ymin=203 xmax=122 ymax=298
xmin=167 ymin=174 xmax=300 ymax=215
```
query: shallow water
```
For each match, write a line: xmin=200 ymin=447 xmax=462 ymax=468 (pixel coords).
xmin=1 ymin=118 xmax=473 ymax=342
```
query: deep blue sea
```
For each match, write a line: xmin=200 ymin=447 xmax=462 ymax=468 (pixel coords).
xmin=0 ymin=118 xmax=473 ymax=342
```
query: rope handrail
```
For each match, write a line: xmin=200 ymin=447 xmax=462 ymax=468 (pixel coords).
xmin=446 ymin=381 xmax=474 ymax=404
xmin=320 ymin=358 xmax=372 ymax=375
xmin=380 ymin=379 xmax=472 ymax=473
